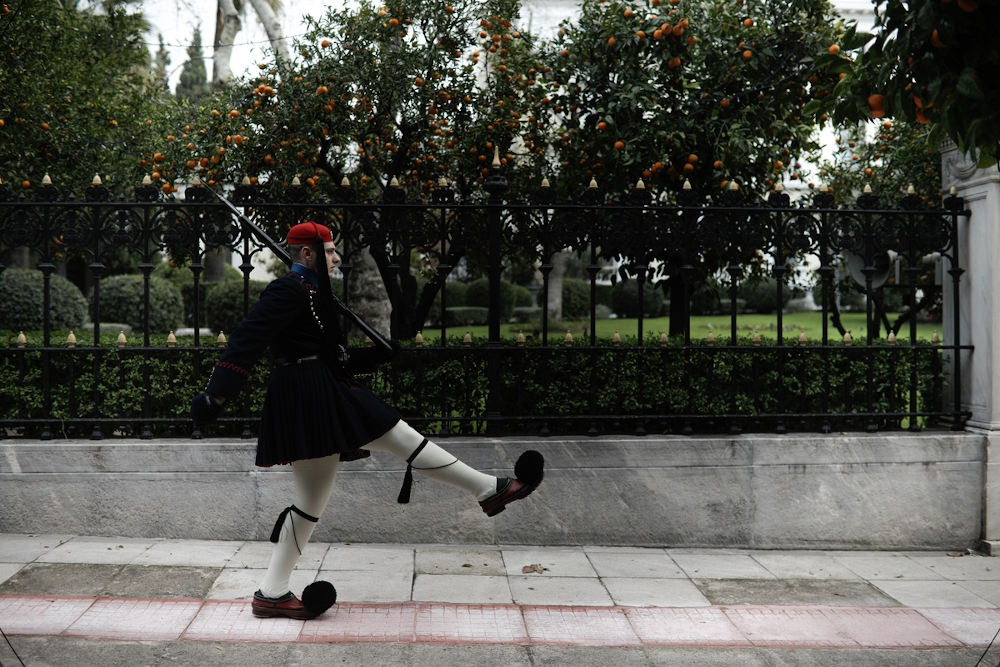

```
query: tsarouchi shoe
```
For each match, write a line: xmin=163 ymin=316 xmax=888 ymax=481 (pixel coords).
xmin=251 ymin=590 xmax=319 ymax=620
xmin=480 ymin=450 xmax=544 ymax=517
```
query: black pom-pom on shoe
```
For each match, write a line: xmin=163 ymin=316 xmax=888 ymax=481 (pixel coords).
xmin=514 ymin=449 xmax=544 ymax=485
xmin=301 ymin=580 xmax=337 ymax=616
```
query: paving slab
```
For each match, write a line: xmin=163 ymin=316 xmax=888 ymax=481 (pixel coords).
xmin=415 ymin=547 xmax=505 ymax=576
xmin=671 ymin=554 xmax=778 ymax=580
xmin=587 ymin=551 xmax=686 ymax=579
xmin=694 ymin=578 xmax=897 ymax=607
xmin=412 ymin=573 xmax=513 ymax=604
xmin=0 ymin=533 xmax=72 ymax=563
xmin=871 ymin=579 xmax=998 ymax=608
xmin=833 ymin=553 xmax=944 ymax=580
xmin=502 ymin=548 xmax=596 ymax=577
xmin=603 ymin=577 xmax=711 ymax=607
xmin=509 ymin=575 xmax=613 ymax=606
xmin=750 ymin=552 xmax=863 ymax=580
xmin=35 ymin=537 xmax=156 ymax=565
xmin=130 ymin=539 xmax=242 ymax=567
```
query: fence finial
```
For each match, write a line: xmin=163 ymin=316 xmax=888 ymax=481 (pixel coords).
xmin=415 ymin=331 xmax=424 ymax=348
xmin=682 ymin=179 xmax=692 ymax=190
xmin=887 ymin=331 xmax=896 ymax=345
xmin=774 ymin=182 xmax=784 ymax=192
xmin=92 ymin=174 xmax=102 ymax=186
xmin=438 ymin=176 xmax=448 ymax=187
xmin=727 ymin=180 xmax=739 ymax=191
xmin=752 ymin=329 xmax=761 ymax=346
xmin=291 ymin=175 xmax=301 ymax=186
xmin=907 ymin=183 xmax=916 ymax=195
xmin=241 ymin=175 xmax=251 ymax=185
xmin=492 ymin=145 xmax=501 ymax=168
xmin=798 ymin=332 xmax=807 ymax=346
xmin=66 ymin=331 xmax=77 ymax=348
xmin=517 ymin=331 xmax=526 ymax=346
xmin=142 ymin=174 xmax=152 ymax=185
xmin=612 ymin=330 xmax=621 ymax=345
xmin=217 ymin=331 xmax=227 ymax=347
xmin=463 ymin=331 xmax=472 ymax=346
xmin=635 ymin=179 xmax=645 ymax=190
xmin=588 ymin=177 xmax=598 ymax=190
xmin=16 ymin=331 xmax=26 ymax=348
xmin=42 ymin=173 xmax=52 ymax=185
xmin=863 ymin=184 xmax=872 ymax=194
xmin=564 ymin=330 xmax=574 ymax=346
xmin=117 ymin=331 xmax=128 ymax=348
xmin=659 ymin=331 xmax=668 ymax=346
xmin=932 ymin=330 xmax=940 ymax=344
xmin=843 ymin=330 xmax=852 ymax=345
xmin=706 ymin=331 xmax=715 ymax=346
xmin=167 ymin=331 xmax=177 ymax=347
xmin=541 ymin=177 xmax=550 ymax=188
xmin=341 ymin=176 xmax=351 ymax=187
xmin=390 ymin=175 xmax=399 ymax=187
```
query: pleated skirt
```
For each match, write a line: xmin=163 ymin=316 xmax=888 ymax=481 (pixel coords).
xmin=255 ymin=359 xmax=400 ymax=467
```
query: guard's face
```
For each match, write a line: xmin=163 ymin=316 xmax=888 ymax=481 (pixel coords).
xmin=304 ymin=242 xmax=341 ymax=275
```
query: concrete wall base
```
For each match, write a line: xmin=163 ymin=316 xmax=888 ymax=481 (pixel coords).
xmin=0 ymin=432 xmax=985 ymax=549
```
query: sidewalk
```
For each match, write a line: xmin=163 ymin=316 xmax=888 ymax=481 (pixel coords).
xmin=1 ymin=533 xmax=999 ymax=665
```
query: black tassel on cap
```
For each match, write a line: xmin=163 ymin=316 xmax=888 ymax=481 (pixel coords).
xmin=397 ymin=438 xmax=429 ymax=504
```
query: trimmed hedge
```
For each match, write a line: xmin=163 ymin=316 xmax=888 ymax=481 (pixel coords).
xmin=0 ymin=331 xmax=947 ymax=438
xmin=0 ymin=268 xmax=87 ymax=331
xmin=90 ymin=274 xmax=184 ymax=333
xmin=204 ymin=279 xmax=267 ymax=334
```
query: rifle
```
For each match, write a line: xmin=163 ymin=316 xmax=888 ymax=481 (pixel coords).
xmin=207 ymin=187 xmax=394 ymax=355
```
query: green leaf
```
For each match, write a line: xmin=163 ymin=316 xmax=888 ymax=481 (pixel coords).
xmin=956 ymin=67 xmax=985 ymax=100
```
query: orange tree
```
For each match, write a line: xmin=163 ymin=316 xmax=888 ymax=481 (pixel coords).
xmin=818 ymin=0 xmax=1000 ymax=167
xmin=0 ymin=1 xmax=182 ymax=195
xmin=543 ymin=0 xmax=847 ymax=332
xmin=545 ymin=0 xmax=848 ymax=199
xmin=154 ymin=0 xmax=553 ymax=336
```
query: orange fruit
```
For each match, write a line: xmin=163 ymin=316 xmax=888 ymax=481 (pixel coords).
xmin=597 ymin=121 xmax=608 ymax=131
xmin=624 ymin=8 xmax=634 ymax=18
xmin=668 ymin=57 xmax=682 ymax=68
xmin=742 ymin=49 xmax=753 ymax=60
xmin=828 ymin=44 xmax=840 ymax=55
xmin=653 ymin=29 xmax=664 ymax=39
xmin=21 ymin=180 xmax=30 ymax=188
xmin=743 ymin=18 xmax=754 ymax=27
xmin=316 ymin=85 xmax=328 ymax=95
xmin=607 ymin=36 xmax=617 ymax=47
xmin=720 ymin=98 xmax=731 ymax=108
xmin=414 ymin=77 xmax=424 ymax=86
xmin=321 ymin=39 xmax=331 ymax=47
xmin=957 ymin=0 xmax=978 ymax=10
xmin=614 ymin=140 xmax=625 ymax=150
xmin=713 ymin=160 xmax=723 ymax=169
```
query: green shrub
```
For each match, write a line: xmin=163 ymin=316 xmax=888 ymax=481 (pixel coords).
xmin=465 ymin=278 xmax=531 ymax=321
xmin=560 ymin=278 xmax=590 ymax=319
xmin=739 ymin=278 xmax=793 ymax=314
xmin=91 ymin=274 xmax=184 ymax=333
xmin=153 ymin=261 xmax=244 ymax=327
xmin=0 ymin=268 xmax=87 ymax=331
xmin=204 ymin=278 xmax=267 ymax=334
xmin=444 ymin=306 xmax=488 ymax=326
xmin=611 ymin=280 xmax=664 ymax=317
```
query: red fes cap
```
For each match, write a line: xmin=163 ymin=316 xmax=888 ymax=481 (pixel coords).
xmin=286 ymin=221 xmax=333 ymax=245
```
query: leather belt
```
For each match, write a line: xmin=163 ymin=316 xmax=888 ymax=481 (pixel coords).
xmin=276 ymin=354 xmax=321 ymax=366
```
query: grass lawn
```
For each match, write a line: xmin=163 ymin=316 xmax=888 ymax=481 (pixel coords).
xmin=432 ymin=311 xmax=942 ymax=344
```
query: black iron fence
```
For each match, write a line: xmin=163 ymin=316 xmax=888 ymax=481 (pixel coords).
xmin=0 ymin=176 xmax=971 ymax=438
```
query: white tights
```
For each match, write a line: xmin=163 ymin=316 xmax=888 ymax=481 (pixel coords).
xmin=258 ymin=421 xmax=497 ymax=597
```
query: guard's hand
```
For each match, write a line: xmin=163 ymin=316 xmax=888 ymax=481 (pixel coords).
xmin=190 ymin=392 xmax=224 ymax=424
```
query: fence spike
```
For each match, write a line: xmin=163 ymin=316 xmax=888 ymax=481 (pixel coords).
xmin=588 ymin=177 xmax=598 ymax=190
xmin=843 ymin=331 xmax=852 ymax=345
xmin=659 ymin=331 xmax=668 ymax=346
xmin=541 ymin=177 xmax=550 ymax=188
xmin=612 ymin=330 xmax=621 ymax=345
xmin=415 ymin=331 xmax=424 ymax=348
xmin=564 ymin=330 xmax=574 ymax=346
xmin=887 ymin=331 xmax=896 ymax=345
xmin=752 ymin=329 xmax=761 ymax=346
xmin=774 ymin=182 xmax=784 ymax=192
xmin=117 ymin=331 xmax=128 ymax=348
xmin=142 ymin=174 xmax=152 ymax=185
xmin=635 ymin=179 xmax=645 ymax=190
xmin=727 ymin=180 xmax=740 ymax=191
xmin=492 ymin=145 xmax=501 ymax=168
xmin=92 ymin=174 xmax=102 ymax=186
xmin=217 ymin=331 xmax=227 ymax=347
xmin=438 ymin=176 xmax=448 ymax=187
xmin=16 ymin=331 xmax=26 ymax=347
xmin=241 ymin=175 xmax=251 ymax=185
xmin=167 ymin=331 xmax=177 ymax=347
xmin=291 ymin=175 xmax=301 ymax=186
xmin=907 ymin=183 xmax=916 ymax=195
xmin=517 ymin=331 xmax=526 ymax=346
xmin=42 ymin=173 xmax=52 ymax=185
xmin=798 ymin=332 xmax=807 ymax=346
xmin=341 ymin=176 xmax=351 ymax=187
xmin=932 ymin=330 xmax=940 ymax=344
xmin=66 ymin=331 xmax=76 ymax=348
xmin=390 ymin=175 xmax=399 ymax=187
xmin=682 ymin=179 xmax=692 ymax=190
xmin=463 ymin=331 xmax=472 ymax=347
xmin=706 ymin=331 xmax=715 ymax=346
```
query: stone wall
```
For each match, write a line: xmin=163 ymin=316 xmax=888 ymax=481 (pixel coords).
xmin=0 ymin=433 xmax=984 ymax=550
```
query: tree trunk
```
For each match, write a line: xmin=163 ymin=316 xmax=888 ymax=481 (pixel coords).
xmin=345 ymin=248 xmax=391 ymax=342
xmin=545 ymin=251 xmax=570 ymax=321
xmin=213 ymin=0 xmax=242 ymax=86
xmin=246 ymin=0 xmax=290 ymax=61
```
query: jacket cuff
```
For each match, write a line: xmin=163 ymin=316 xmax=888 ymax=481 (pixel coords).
xmin=206 ymin=361 xmax=251 ymax=398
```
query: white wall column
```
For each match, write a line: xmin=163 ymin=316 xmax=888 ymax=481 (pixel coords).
xmin=941 ymin=142 xmax=1000 ymax=550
